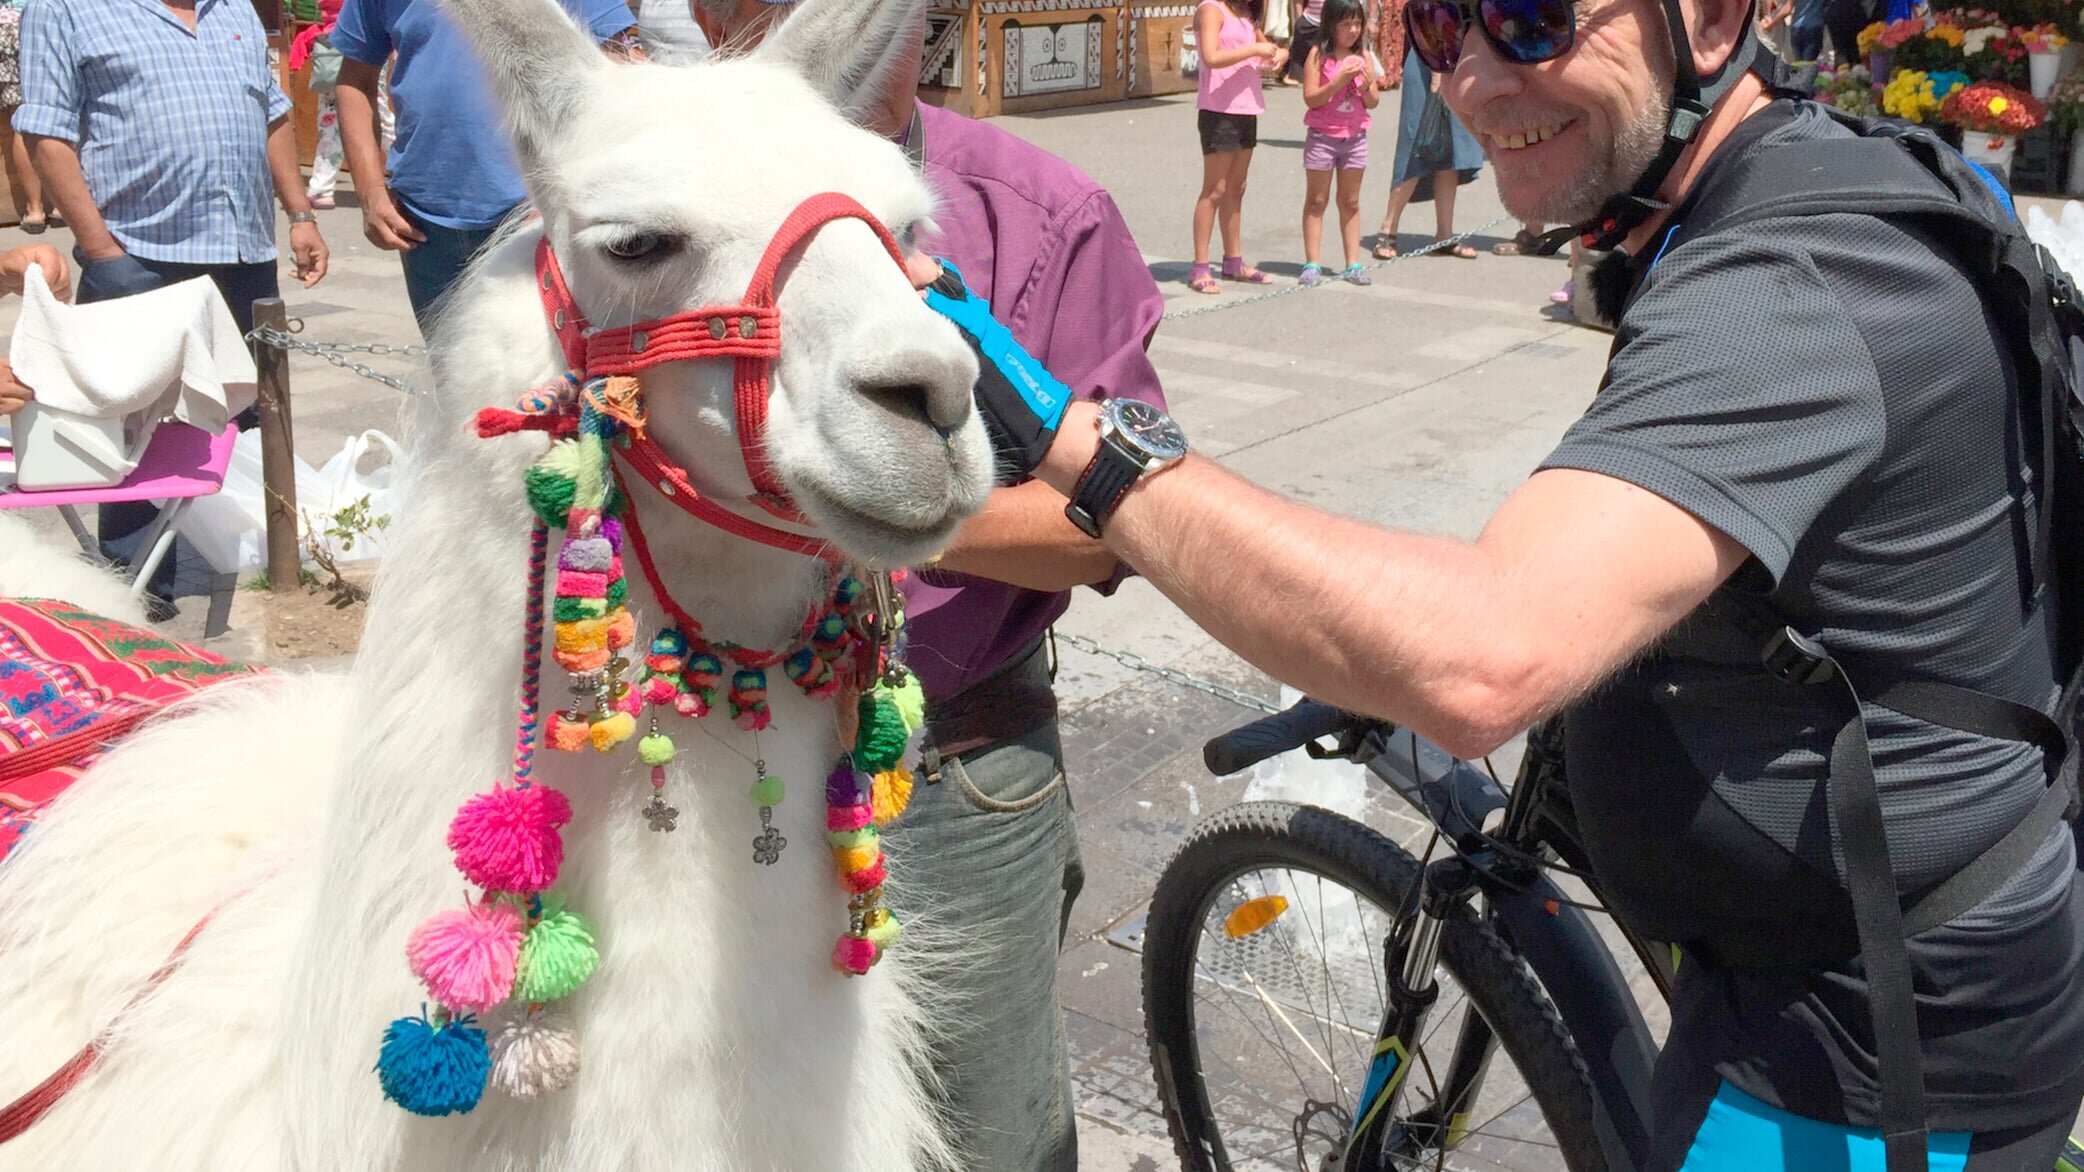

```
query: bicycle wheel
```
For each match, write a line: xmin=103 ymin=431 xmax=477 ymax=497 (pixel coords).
xmin=1143 ymin=801 xmax=1605 ymax=1172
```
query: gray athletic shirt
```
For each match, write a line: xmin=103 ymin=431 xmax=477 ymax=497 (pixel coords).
xmin=1544 ymin=101 xmax=2084 ymax=1131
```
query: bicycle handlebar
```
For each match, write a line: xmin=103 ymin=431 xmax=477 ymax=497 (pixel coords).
xmin=1203 ymin=698 xmax=1368 ymax=775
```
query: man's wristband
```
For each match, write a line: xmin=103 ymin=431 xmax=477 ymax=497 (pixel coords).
xmin=288 ymin=210 xmax=318 ymax=225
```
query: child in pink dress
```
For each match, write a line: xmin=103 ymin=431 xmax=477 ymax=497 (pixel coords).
xmin=1188 ymin=0 xmax=1286 ymax=293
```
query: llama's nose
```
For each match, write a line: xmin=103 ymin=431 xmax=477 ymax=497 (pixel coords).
xmin=842 ymin=338 xmax=975 ymax=433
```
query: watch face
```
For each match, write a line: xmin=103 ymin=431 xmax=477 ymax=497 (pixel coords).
xmin=1108 ymin=399 xmax=1189 ymax=461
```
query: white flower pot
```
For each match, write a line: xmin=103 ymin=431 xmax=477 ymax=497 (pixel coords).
xmin=2030 ymin=49 xmax=2065 ymax=100
xmin=2068 ymin=129 xmax=2084 ymax=195
xmin=1961 ymin=129 xmax=2018 ymax=179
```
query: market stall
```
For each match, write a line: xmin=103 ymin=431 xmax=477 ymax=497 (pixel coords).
xmin=919 ymin=0 xmax=1148 ymax=118
xmin=1813 ymin=2 xmax=2084 ymax=194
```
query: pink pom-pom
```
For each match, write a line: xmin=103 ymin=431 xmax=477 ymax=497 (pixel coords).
xmin=447 ymin=786 xmax=572 ymax=894
xmin=408 ymin=901 xmax=525 ymax=1013
xmin=673 ymin=692 xmax=710 ymax=718
xmin=833 ymin=934 xmax=876 ymax=975
xmin=641 ymin=676 xmax=678 ymax=705
xmin=826 ymin=804 xmax=874 ymax=832
xmin=556 ymin=570 xmax=610 ymax=598
xmin=615 ymin=688 xmax=643 ymax=717
xmin=840 ymin=858 xmax=887 ymax=894
xmin=732 ymin=708 xmax=772 ymax=732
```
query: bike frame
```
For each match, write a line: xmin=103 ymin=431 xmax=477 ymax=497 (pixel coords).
xmin=1337 ymin=723 xmax=1667 ymax=1172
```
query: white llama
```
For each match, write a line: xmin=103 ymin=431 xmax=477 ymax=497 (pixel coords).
xmin=0 ymin=0 xmax=996 ymax=1164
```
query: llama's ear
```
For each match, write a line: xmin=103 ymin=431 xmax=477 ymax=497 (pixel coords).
xmin=437 ymin=0 xmax=609 ymax=171
xmin=752 ymin=0 xmax=926 ymax=127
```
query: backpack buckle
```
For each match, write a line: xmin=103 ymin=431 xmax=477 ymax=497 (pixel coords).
xmin=1762 ymin=626 xmax=1836 ymax=686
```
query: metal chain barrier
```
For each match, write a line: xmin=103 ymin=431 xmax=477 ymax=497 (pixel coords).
xmin=1054 ymin=630 xmax=1283 ymax=715
xmin=245 ymin=321 xmax=425 ymax=395
xmin=1162 ymin=214 xmax=1514 ymax=322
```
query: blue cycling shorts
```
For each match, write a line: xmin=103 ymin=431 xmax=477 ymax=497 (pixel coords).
xmin=1675 ymin=1082 xmax=2073 ymax=1172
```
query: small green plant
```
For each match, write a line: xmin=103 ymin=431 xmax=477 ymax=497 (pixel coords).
xmin=302 ymin=495 xmax=391 ymax=605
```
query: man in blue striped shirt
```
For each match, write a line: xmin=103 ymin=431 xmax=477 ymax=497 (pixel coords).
xmin=16 ymin=0 xmax=332 ymax=614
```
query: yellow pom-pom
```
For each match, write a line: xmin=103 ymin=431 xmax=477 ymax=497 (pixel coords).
xmin=555 ymin=618 xmax=609 ymax=654
xmin=589 ymin=711 xmax=636 ymax=751
xmin=834 ymin=845 xmax=880 ymax=875
xmin=871 ymin=767 xmax=913 ymax=825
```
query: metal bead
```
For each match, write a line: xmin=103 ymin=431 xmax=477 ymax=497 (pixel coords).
xmin=552 ymin=308 xmax=566 ymax=330
xmin=631 ymin=330 xmax=649 ymax=353
xmin=659 ymin=479 xmax=676 ymax=496
xmin=540 ymin=270 xmax=553 ymax=291
xmin=739 ymin=316 xmax=757 ymax=339
xmin=708 ymin=318 xmax=727 ymax=340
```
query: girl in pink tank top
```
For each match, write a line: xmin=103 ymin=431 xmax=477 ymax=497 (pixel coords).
xmin=1297 ymin=0 xmax=1379 ymax=286
xmin=1187 ymin=0 xmax=1284 ymax=294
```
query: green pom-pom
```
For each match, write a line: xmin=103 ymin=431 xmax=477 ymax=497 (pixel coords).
xmin=865 ymin=912 xmax=901 ymax=951
xmin=513 ymin=908 xmax=599 ymax=1003
xmin=826 ymin=825 xmax=879 ymax=850
xmin=885 ymin=676 xmax=927 ymax=735
xmin=606 ymin=577 xmax=627 ymax=608
xmin=855 ymin=694 xmax=910 ymax=773
xmin=552 ymin=596 xmax=606 ymax=623
xmin=749 ymin=774 xmax=785 ymax=807
xmin=638 ymin=734 xmax=675 ymax=766
xmin=525 ymin=463 xmax=577 ymax=529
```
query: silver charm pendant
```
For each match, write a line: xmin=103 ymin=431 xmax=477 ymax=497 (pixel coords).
xmin=752 ymin=807 xmax=786 ymax=865
xmin=643 ymin=792 xmax=679 ymax=832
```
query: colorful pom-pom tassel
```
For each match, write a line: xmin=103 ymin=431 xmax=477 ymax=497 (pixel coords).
xmin=832 ymin=934 xmax=877 ymax=975
xmin=885 ymin=676 xmax=927 ymax=735
xmin=447 ymin=785 xmax=572 ymax=894
xmin=546 ymin=710 xmax=589 ymax=753
xmin=841 ymin=857 xmax=887 ymax=893
xmin=487 ymin=1006 xmax=581 ymax=1099
xmin=672 ymin=690 xmax=710 ymax=718
xmin=729 ymin=667 xmax=771 ymax=731
xmin=407 ymin=901 xmax=525 ymax=1014
xmin=513 ymin=907 xmax=600 ymax=1003
xmin=826 ymin=759 xmax=870 ymax=807
xmin=855 ymin=693 xmax=910 ymax=772
xmin=377 ymin=1012 xmax=491 ymax=1116
xmin=864 ymin=908 xmax=902 ymax=952
xmin=749 ymin=773 xmax=786 ymax=808
xmin=827 ymin=802 xmax=874 ymax=832
xmin=588 ymin=710 xmax=636 ymax=751
xmin=871 ymin=767 xmax=913 ymax=826
xmin=641 ymin=676 xmax=678 ymax=705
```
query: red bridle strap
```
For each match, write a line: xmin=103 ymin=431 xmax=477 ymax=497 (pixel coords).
xmin=530 ymin=192 xmax=909 ymax=553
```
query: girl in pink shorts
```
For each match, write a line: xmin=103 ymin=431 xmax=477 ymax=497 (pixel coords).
xmin=1297 ymin=0 xmax=1378 ymax=286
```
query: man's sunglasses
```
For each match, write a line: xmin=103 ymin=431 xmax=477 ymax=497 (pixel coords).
xmin=1402 ymin=0 xmax=1576 ymax=73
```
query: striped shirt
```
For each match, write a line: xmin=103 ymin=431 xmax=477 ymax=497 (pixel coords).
xmin=15 ymin=0 xmax=291 ymax=264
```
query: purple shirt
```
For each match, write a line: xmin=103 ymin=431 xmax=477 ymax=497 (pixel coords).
xmin=902 ymin=102 xmax=1168 ymax=702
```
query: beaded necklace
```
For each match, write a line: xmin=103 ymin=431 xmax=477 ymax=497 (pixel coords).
xmin=373 ymin=377 xmax=926 ymax=1117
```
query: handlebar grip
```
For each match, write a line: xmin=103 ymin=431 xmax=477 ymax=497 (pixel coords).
xmin=1203 ymin=698 xmax=1359 ymax=776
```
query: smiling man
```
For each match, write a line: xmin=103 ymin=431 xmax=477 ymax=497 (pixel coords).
xmin=969 ymin=0 xmax=2084 ymax=1164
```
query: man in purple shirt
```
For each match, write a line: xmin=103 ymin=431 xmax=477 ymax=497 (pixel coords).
xmin=693 ymin=4 xmax=1166 ymax=1166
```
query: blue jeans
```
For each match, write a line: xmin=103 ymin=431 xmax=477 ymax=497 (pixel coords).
xmin=395 ymin=205 xmax=505 ymax=332
xmin=881 ymin=643 xmax=1083 ymax=1172
xmin=1791 ymin=0 xmax=1828 ymax=61
xmin=73 ymin=250 xmax=278 ymax=599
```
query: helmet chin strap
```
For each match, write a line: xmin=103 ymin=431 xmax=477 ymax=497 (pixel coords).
xmin=1533 ymin=3 xmax=1774 ymax=256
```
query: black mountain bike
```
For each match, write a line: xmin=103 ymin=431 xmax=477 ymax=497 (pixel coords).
xmin=1139 ymin=698 xmax=2084 ymax=1172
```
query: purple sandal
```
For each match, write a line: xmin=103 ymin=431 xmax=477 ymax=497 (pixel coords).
xmin=1220 ymin=256 xmax=1273 ymax=284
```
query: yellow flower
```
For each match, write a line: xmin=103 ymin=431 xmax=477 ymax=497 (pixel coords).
xmin=1857 ymin=20 xmax=1884 ymax=57
xmin=1927 ymin=23 xmax=1964 ymax=47
xmin=1990 ymin=96 xmax=2010 ymax=115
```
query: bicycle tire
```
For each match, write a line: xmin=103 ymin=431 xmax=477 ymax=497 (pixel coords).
xmin=1143 ymin=800 xmax=1607 ymax=1172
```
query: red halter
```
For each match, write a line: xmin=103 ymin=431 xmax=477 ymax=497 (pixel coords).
xmin=530 ymin=192 xmax=909 ymax=555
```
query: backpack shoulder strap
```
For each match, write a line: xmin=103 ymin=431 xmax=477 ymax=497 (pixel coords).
xmin=1673 ymin=130 xmax=1981 ymax=250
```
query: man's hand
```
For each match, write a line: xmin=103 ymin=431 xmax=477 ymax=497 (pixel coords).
xmin=0 ymin=243 xmax=70 ymax=301
xmin=289 ymin=221 xmax=329 ymax=287
xmin=361 ymin=189 xmax=425 ymax=252
xmin=0 ymin=357 xmax=33 ymax=417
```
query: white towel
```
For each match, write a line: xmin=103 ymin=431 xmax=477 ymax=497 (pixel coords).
xmin=8 ymin=264 xmax=256 ymax=428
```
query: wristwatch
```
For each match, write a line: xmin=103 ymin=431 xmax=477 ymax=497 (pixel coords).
xmin=1064 ymin=398 xmax=1189 ymax=538
xmin=288 ymin=210 xmax=319 ymax=225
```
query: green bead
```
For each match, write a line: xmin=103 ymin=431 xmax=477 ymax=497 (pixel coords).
xmin=606 ymin=577 xmax=628 ymax=608
xmin=748 ymin=774 xmax=785 ymax=807
xmin=638 ymin=734 xmax=675 ymax=766
xmin=865 ymin=912 xmax=902 ymax=951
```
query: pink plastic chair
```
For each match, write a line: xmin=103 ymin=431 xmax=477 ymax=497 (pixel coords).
xmin=0 ymin=422 xmax=239 ymax=601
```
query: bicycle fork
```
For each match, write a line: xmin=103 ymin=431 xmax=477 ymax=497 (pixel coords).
xmin=1345 ymin=857 xmax=1495 ymax=1170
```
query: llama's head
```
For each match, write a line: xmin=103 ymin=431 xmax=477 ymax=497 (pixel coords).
xmin=442 ymin=0 xmax=992 ymax=567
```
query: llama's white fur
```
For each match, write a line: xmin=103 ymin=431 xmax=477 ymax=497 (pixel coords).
xmin=0 ymin=0 xmax=990 ymax=1165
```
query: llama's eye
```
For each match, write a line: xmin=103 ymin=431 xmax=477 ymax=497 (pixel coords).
xmin=605 ymin=232 xmax=668 ymax=261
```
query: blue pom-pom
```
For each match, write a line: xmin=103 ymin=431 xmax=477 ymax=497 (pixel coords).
xmin=376 ymin=1012 xmax=491 ymax=1116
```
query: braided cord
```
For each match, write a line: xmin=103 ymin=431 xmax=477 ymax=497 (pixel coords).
xmin=514 ymin=520 xmax=550 ymax=784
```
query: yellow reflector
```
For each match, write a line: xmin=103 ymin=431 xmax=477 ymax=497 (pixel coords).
xmin=1223 ymin=894 xmax=1289 ymax=939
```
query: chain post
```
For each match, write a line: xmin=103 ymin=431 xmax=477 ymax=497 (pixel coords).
xmin=250 ymin=298 xmax=301 ymax=594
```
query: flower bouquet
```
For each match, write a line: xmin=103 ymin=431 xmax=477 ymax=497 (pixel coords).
xmin=1941 ymin=78 xmax=2049 ymax=134
xmin=1882 ymin=68 xmax=1943 ymax=122
xmin=1814 ymin=64 xmax=1879 ymax=116
xmin=2017 ymin=22 xmax=2071 ymax=96
xmin=1964 ymin=28 xmax=2030 ymax=85
xmin=2017 ymin=23 xmax=2069 ymax=52
xmin=1894 ymin=20 xmax=1969 ymax=74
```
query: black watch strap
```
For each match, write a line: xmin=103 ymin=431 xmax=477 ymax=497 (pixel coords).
xmin=1065 ymin=442 xmax=1142 ymax=538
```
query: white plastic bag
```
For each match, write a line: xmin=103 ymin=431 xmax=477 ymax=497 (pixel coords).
xmin=174 ymin=428 xmax=403 ymax=572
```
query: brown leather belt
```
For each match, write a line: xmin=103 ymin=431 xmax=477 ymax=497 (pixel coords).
xmin=924 ymin=637 xmax=1058 ymax=760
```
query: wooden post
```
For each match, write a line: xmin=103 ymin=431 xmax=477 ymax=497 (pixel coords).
xmin=251 ymin=298 xmax=301 ymax=594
